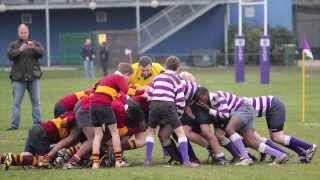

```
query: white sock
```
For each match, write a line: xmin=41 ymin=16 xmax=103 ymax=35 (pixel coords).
xmin=284 ymin=135 xmax=291 ymax=145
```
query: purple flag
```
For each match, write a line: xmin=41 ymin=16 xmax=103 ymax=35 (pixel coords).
xmin=301 ymin=34 xmax=313 ymax=60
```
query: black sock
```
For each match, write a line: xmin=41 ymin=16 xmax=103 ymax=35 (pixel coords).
xmin=163 ymin=140 xmax=182 ymax=163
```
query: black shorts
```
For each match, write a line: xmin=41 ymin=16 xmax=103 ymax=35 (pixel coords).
xmin=266 ymin=97 xmax=286 ymax=132
xmin=181 ymin=104 xmax=211 ymax=134
xmin=192 ymin=104 xmax=212 ymax=125
xmin=181 ymin=113 xmax=201 ymax=134
xmin=90 ymin=104 xmax=116 ymax=127
xmin=24 ymin=124 xmax=51 ymax=156
xmin=213 ymin=118 xmax=229 ymax=130
xmin=76 ymin=108 xmax=92 ymax=128
xmin=54 ymin=102 xmax=67 ymax=118
xmin=126 ymin=98 xmax=146 ymax=127
xmin=148 ymin=101 xmax=181 ymax=129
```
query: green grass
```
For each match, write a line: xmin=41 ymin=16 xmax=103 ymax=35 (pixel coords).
xmin=0 ymin=66 xmax=320 ymax=180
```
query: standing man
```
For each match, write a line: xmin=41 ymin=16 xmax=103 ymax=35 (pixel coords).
xmin=81 ymin=39 xmax=95 ymax=78
xmin=99 ymin=41 xmax=109 ymax=76
xmin=7 ymin=24 xmax=44 ymax=131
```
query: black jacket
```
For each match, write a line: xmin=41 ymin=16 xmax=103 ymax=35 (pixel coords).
xmin=8 ymin=39 xmax=44 ymax=81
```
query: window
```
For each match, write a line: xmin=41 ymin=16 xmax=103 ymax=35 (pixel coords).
xmin=244 ymin=7 xmax=255 ymax=18
xmin=21 ymin=13 xmax=32 ymax=24
xmin=96 ymin=11 xmax=107 ymax=23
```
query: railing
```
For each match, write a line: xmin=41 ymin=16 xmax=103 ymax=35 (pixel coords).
xmin=139 ymin=0 xmax=236 ymax=53
xmin=2 ymin=0 xmax=211 ymax=7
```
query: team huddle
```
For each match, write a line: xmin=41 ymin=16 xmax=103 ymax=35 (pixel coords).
xmin=0 ymin=56 xmax=317 ymax=170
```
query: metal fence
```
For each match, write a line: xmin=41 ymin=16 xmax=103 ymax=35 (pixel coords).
xmin=0 ymin=52 xmax=301 ymax=69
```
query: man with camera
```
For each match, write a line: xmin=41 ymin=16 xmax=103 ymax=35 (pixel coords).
xmin=7 ymin=24 xmax=44 ymax=130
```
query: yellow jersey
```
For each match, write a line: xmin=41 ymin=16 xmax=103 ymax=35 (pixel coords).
xmin=129 ymin=63 xmax=165 ymax=89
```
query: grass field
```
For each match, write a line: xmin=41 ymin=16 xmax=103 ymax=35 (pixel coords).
xmin=0 ymin=66 xmax=319 ymax=180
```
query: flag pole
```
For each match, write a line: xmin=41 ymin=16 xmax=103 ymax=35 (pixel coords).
xmin=129 ymin=53 xmax=133 ymax=64
xmin=301 ymin=52 xmax=305 ymax=124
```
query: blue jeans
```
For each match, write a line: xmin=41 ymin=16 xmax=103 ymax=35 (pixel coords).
xmin=10 ymin=80 xmax=41 ymax=128
xmin=83 ymin=60 xmax=95 ymax=78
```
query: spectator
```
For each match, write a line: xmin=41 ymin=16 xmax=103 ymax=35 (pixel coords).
xmin=81 ymin=39 xmax=95 ymax=78
xmin=98 ymin=41 xmax=109 ymax=76
xmin=7 ymin=24 xmax=44 ymax=131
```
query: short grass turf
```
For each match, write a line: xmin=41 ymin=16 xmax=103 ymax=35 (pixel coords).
xmin=0 ymin=66 xmax=319 ymax=180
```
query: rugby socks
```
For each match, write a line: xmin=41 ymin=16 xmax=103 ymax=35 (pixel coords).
xmin=8 ymin=153 xmax=36 ymax=166
xmin=145 ymin=136 xmax=154 ymax=163
xmin=114 ymin=151 xmax=123 ymax=162
xmin=230 ymin=133 xmax=250 ymax=159
xmin=284 ymin=136 xmax=308 ymax=156
xmin=122 ymin=139 xmax=137 ymax=151
xmin=162 ymin=139 xmax=182 ymax=163
xmin=286 ymin=136 xmax=312 ymax=150
xmin=215 ymin=152 xmax=228 ymax=161
xmin=221 ymin=137 xmax=241 ymax=160
xmin=178 ymin=137 xmax=190 ymax=164
xmin=0 ymin=154 xmax=5 ymax=164
xmin=258 ymin=143 xmax=284 ymax=158
xmin=66 ymin=145 xmax=81 ymax=157
xmin=261 ymin=137 xmax=286 ymax=153
xmin=188 ymin=141 xmax=199 ymax=163
xmin=92 ymin=153 xmax=100 ymax=166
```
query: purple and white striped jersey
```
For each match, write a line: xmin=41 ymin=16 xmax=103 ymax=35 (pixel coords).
xmin=181 ymin=79 xmax=198 ymax=104
xmin=208 ymin=91 xmax=244 ymax=119
xmin=243 ymin=96 xmax=273 ymax=117
xmin=148 ymin=70 xmax=185 ymax=115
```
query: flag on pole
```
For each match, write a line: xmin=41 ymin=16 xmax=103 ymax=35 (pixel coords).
xmin=302 ymin=34 xmax=313 ymax=60
xmin=125 ymin=48 xmax=133 ymax=64
xmin=300 ymin=33 xmax=313 ymax=124
xmin=125 ymin=48 xmax=132 ymax=56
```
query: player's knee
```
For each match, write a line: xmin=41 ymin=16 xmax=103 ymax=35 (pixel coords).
xmin=214 ymin=132 xmax=224 ymax=142
xmin=158 ymin=131 xmax=168 ymax=142
xmin=270 ymin=133 xmax=284 ymax=143
xmin=174 ymin=126 xmax=186 ymax=138
xmin=225 ymin=127 xmax=235 ymax=137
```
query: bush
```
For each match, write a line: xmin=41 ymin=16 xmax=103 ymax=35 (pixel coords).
xmin=227 ymin=26 xmax=296 ymax=65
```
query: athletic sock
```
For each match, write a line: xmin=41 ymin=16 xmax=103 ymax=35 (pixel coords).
xmin=178 ymin=137 xmax=190 ymax=164
xmin=230 ymin=133 xmax=250 ymax=159
xmin=114 ymin=151 xmax=123 ymax=162
xmin=92 ymin=153 xmax=100 ymax=165
xmin=284 ymin=135 xmax=307 ymax=156
xmin=221 ymin=137 xmax=241 ymax=160
xmin=258 ymin=143 xmax=284 ymax=158
xmin=66 ymin=145 xmax=81 ymax=157
xmin=215 ymin=152 xmax=227 ymax=161
xmin=10 ymin=153 xmax=36 ymax=166
xmin=0 ymin=154 xmax=5 ymax=164
xmin=187 ymin=141 xmax=199 ymax=163
xmin=261 ymin=138 xmax=286 ymax=153
xmin=145 ymin=136 xmax=154 ymax=162
xmin=288 ymin=136 xmax=312 ymax=151
xmin=162 ymin=139 xmax=182 ymax=163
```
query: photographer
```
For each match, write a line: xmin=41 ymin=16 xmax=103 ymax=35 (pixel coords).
xmin=7 ymin=24 xmax=44 ymax=131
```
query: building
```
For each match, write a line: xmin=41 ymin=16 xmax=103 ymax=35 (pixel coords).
xmin=0 ymin=0 xmax=315 ymax=66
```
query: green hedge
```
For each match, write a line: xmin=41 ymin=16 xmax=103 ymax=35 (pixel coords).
xmin=227 ymin=26 xmax=296 ymax=65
